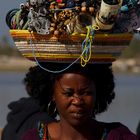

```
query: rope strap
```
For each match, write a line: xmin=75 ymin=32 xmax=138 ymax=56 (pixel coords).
xmin=81 ymin=25 xmax=99 ymax=67
xmin=29 ymin=25 xmax=99 ymax=73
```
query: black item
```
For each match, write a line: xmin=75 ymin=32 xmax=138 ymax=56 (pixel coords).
xmin=103 ymin=0 xmax=119 ymax=5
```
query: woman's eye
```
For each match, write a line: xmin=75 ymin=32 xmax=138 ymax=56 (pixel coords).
xmin=63 ymin=92 xmax=73 ymax=97
xmin=63 ymin=89 xmax=74 ymax=97
xmin=66 ymin=92 xmax=73 ymax=97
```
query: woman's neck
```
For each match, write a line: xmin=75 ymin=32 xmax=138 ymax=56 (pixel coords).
xmin=57 ymin=119 xmax=97 ymax=140
xmin=60 ymin=121 xmax=91 ymax=140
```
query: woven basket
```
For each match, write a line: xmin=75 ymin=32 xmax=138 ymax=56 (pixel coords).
xmin=10 ymin=29 xmax=133 ymax=63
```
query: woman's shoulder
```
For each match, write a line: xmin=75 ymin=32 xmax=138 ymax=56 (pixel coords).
xmin=21 ymin=121 xmax=51 ymax=140
xmin=107 ymin=124 xmax=139 ymax=140
xmin=20 ymin=121 xmax=58 ymax=140
xmin=98 ymin=121 xmax=139 ymax=140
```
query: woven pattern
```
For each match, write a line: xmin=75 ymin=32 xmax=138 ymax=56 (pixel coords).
xmin=10 ymin=30 xmax=133 ymax=63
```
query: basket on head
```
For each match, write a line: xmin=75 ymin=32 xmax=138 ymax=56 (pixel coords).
xmin=7 ymin=0 xmax=140 ymax=68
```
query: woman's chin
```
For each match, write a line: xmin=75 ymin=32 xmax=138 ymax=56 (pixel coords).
xmin=68 ymin=113 xmax=90 ymax=127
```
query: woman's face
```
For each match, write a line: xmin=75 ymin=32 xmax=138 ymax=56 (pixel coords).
xmin=53 ymin=73 xmax=96 ymax=126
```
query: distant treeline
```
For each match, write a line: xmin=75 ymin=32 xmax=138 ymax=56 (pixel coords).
xmin=122 ymin=37 xmax=140 ymax=58
xmin=0 ymin=35 xmax=140 ymax=58
xmin=0 ymin=35 xmax=21 ymax=56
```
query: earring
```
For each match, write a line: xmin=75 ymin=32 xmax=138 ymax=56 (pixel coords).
xmin=47 ymin=100 xmax=57 ymax=117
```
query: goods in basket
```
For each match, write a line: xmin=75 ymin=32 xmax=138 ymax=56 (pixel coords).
xmin=6 ymin=0 xmax=140 ymax=71
xmin=95 ymin=0 xmax=122 ymax=30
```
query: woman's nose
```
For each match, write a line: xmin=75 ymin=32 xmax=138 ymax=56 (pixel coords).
xmin=72 ymin=94 xmax=84 ymax=105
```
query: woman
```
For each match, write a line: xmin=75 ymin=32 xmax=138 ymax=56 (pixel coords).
xmin=21 ymin=63 xmax=139 ymax=140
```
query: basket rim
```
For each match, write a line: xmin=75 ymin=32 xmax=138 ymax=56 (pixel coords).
xmin=9 ymin=29 xmax=133 ymax=64
xmin=9 ymin=29 xmax=134 ymax=39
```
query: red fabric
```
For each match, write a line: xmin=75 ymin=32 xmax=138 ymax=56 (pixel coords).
xmin=20 ymin=125 xmax=139 ymax=140
xmin=21 ymin=128 xmax=40 ymax=140
xmin=106 ymin=126 xmax=139 ymax=140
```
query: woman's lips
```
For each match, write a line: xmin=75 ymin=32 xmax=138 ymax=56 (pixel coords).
xmin=70 ymin=110 xmax=86 ymax=119
xmin=73 ymin=112 xmax=85 ymax=118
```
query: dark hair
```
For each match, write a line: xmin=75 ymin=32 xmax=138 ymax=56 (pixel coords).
xmin=23 ymin=63 xmax=115 ymax=118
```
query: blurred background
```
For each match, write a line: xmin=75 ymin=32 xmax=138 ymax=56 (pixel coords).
xmin=0 ymin=0 xmax=140 ymax=139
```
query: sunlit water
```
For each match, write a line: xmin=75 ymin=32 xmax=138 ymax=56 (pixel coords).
xmin=0 ymin=72 xmax=140 ymax=134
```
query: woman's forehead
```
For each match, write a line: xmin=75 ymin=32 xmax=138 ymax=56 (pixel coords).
xmin=56 ymin=73 xmax=94 ymax=87
xmin=58 ymin=73 xmax=89 ymax=81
